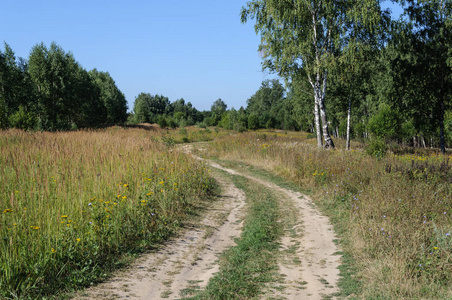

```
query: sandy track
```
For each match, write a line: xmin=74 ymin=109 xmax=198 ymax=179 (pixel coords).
xmin=75 ymin=148 xmax=341 ymax=299
xmin=207 ymin=161 xmax=341 ymax=300
xmin=75 ymin=174 xmax=246 ymax=300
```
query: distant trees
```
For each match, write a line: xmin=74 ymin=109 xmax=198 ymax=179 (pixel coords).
xmin=131 ymin=93 xmax=203 ymax=128
xmin=89 ymin=69 xmax=128 ymax=125
xmin=0 ymin=42 xmax=127 ymax=130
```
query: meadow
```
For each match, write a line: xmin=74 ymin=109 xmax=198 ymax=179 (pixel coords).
xmin=2 ymin=126 xmax=452 ymax=299
xmin=0 ymin=126 xmax=220 ymax=298
xmin=201 ymin=131 xmax=452 ymax=299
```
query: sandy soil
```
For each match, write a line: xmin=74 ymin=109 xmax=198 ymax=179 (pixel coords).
xmin=74 ymin=148 xmax=341 ymax=299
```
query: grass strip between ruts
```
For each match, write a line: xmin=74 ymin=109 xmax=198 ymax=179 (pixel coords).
xmin=187 ymin=174 xmax=283 ymax=299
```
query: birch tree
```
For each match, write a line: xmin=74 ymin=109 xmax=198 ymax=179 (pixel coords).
xmin=241 ymin=0 xmax=384 ymax=148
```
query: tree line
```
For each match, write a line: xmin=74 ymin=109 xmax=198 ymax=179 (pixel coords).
xmin=0 ymin=42 xmax=128 ymax=130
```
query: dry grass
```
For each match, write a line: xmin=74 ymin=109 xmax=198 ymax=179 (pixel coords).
xmin=201 ymin=130 xmax=452 ymax=299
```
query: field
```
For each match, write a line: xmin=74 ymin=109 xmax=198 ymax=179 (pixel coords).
xmin=0 ymin=126 xmax=222 ymax=298
xmin=201 ymin=130 xmax=452 ymax=299
xmin=1 ymin=126 xmax=452 ymax=299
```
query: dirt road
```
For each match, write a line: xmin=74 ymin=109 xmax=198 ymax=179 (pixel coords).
xmin=75 ymin=153 xmax=341 ymax=299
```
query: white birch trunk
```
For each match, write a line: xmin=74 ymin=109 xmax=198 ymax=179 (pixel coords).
xmin=314 ymin=100 xmax=322 ymax=148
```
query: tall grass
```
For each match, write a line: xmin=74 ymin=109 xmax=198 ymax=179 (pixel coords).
xmin=0 ymin=127 xmax=215 ymax=298
xmin=202 ymin=130 xmax=452 ymax=299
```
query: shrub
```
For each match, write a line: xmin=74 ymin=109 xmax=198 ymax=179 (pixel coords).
xmin=365 ymin=137 xmax=388 ymax=158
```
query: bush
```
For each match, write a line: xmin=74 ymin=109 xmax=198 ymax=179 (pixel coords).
xmin=8 ymin=106 xmax=36 ymax=130
xmin=158 ymin=116 xmax=168 ymax=129
xmin=365 ymin=137 xmax=388 ymax=158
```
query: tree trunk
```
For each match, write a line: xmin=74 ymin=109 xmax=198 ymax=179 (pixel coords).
xmin=310 ymin=72 xmax=335 ymax=149
xmin=314 ymin=100 xmax=322 ymax=148
xmin=346 ymin=97 xmax=351 ymax=150
xmin=318 ymin=101 xmax=335 ymax=149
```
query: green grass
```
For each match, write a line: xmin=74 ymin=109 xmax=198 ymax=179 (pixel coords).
xmin=187 ymin=175 xmax=283 ymax=299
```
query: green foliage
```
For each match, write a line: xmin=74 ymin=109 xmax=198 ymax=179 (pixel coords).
xmin=8 ymin=106 xmax=36 ymax=130
xmin=248 ymin=114 xmax=259 ymax=130
xmin=158 ymin=115 xmax=168 ymax=129
xmin=210 ymin=99 xmax=227 ymax=126
xmin=368 ymin=104 xmax=402 ymax=140
xmin=246 ymin=79 xmax=286 ymax=130
xmin=365 ymin=137 xmax=388 ymax=158
xmin=89 ymin=69 xmax=128 ymax=124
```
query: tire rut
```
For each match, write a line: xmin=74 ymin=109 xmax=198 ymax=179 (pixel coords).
xmin=207 ymin=161 xmax=341 ymax=300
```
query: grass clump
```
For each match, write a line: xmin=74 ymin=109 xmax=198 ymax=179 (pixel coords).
xmin=189 ymin=175 xmax=282 ymax=299
xmin=0 ymin=127 xmax=216 ymax=299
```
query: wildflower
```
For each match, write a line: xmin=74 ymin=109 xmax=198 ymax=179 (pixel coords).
xmin=51 ymin=248 xmax=56 ymax=253
xmin=76 ymin=238 xmax=81 ymax=242
xmin=446 ymin=233 xmax=450 ymax=237
xmin=88 ymin=203 xmax=92 ymax=206
xmin=434 ymin=247 xmax=438 ymax=250
xmin=3 ymin=209 xmax=13 ymax=214
xmin=61 ymin=215 xmax=68 ymax=218
xmin=122 ymin=196 xmax=127 ymax=200
xmin=31 ymin=226 xmax=40 ymax=230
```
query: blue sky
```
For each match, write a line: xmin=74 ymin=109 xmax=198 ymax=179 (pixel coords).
xmin=0 ymin=1 xmax=403 ymax=112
